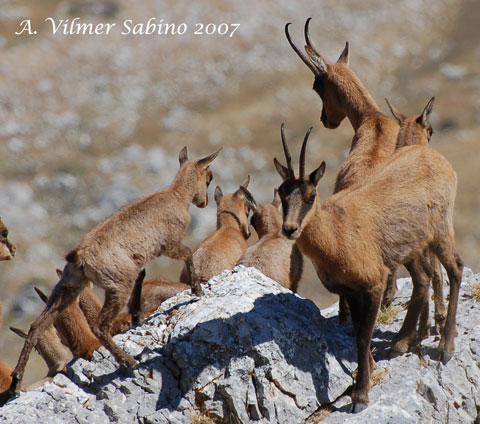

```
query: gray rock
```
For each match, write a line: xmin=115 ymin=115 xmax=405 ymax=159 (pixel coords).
xmin=1 ymin=267 xmax=479 ymax=424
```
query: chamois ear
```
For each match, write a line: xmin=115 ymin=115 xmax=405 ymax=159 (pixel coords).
xmin=198 ymin=147 xmax=222 ymax=169
xmin=56 ymin=268 xmax=63 ymax=279
xmin=238 ymin=186 xmax=258 ymax=213
xmin=385 ymin=98 xmax=406 ymax=125
xmin=309 ymin=161 xmax=326 ymax=186
xmin=272 ymin=188 xmax=281 ymax=207
xmin=273 ymin=158 xmax=290 ymax=181
xmin=305 ymin=46 xmax=328 ymax=74
xmin=336 ymin=41 xmax=349 ymax=65
xmin=179 ymin=146 xmax=188 ymax=165
xmin=10 ymin=327 xmax=28 ymax=339
xmin=240 ymin=174 xmax=250 ymax=189
xmin=214 ymin=186 xmax=223 ymax=205
xmin=34 ymin=286 xmax=49 ymax=304
xmin=417 ymin=97 xmax=435 ymax=127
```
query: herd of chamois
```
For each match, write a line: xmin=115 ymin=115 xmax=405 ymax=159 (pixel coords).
xmin=0 ymin=18 xmax=464 ymax=412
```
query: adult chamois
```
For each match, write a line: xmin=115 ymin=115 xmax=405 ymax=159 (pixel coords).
xmin=274 ymin=124 xmax=462 ymax=410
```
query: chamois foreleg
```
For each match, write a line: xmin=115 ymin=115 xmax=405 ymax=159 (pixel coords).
xmin=91 ymin=288 xmax=137 ymax=368
xmin=164 ymin=243 xmax=203 ymax=296
xmin=430 ymin=252 xmax=446 ymax=334
xmin=347 ymin=287 xmax=382 ymax=411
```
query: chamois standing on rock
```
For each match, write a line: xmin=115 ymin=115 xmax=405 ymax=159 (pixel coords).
xmin=237 ymin=184 xmax=303 ymax=292
xmin=180 ymin=176 xmax=257 ymax=284
xmin=285 ymin=19 xmax=442 ymax=330
xmin=5 ymin=146 xmax=221 ymax=402
xmin=384 ymin=96 xmax=446 ymax=337
xmin=274 ymin=124 xmax=462 ymax=410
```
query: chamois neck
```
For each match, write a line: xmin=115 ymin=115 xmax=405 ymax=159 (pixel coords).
xmin=335 ymin=67 xmax=381 ymax=132
xmin=169 ymin=162 xmax=198 ymax=207
xmin=217 ymin=210 xmax=243 ymax=232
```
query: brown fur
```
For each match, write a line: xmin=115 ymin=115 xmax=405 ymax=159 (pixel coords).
xmin=238 ymin=189 xmax=303 ymax=292
xmin=0 ymin=361 xmax=11 ymax=393
xmin=0 ymin=219 xmax=16 ymax=262
xmin=6 ymin=146 xmax=221 ymax=400
xmin=385 ymin=97 xmax=446 ymax=336
xmin=275 ymin=127 xmax=463 ymax=408
xmin=180 ymin=177 xmax=257 ymax=284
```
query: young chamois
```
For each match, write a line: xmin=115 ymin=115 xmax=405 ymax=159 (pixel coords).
xmin=385 ymin=96 xmax=446 ymax=336
xmin=274 ymin=125 xmax=462 ymax=409
xmin=285 ymin=19 xmax=401 ymax=315
xmin=6 ymin=146 xmax=221 ymax=400
xmin=180 ymin=176 xmax=257 ymax=284
xmin=0 ymin=218 xmax=16 ymax=262
xmin=237 ymin=184 xmax=303 ymax=292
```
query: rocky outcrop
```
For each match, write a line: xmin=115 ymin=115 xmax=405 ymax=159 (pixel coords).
xmin=0 ymin=266 xmax=479 ymax=423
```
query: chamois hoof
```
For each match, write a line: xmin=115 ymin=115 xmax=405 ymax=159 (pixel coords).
xmin=350 ymin=401 xmax=369 ymax=413
xmin=441 ymin=350 xmax=454 ymax=364
xmin=387 ymin=348 xmax=404 ymax=359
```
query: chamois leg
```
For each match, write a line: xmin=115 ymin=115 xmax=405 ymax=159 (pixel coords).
xmin=338 ymin=296 xmax=351 ymax=323
xmin=91 ymin=288 xmax=137 ymax=368
xmin=382 ymin=271 xmax=397 ymax=308
xmin=5 ymin=266 xmax=87 ymax=400
xmin=128 ymin=269 xmax=146 ymax=326
xmin=434 ymin=243 xmax=463 ymax=363
xmin=164 ymin=243 xmax=203 ymax=296
xmin=430 ymin=252 xmax=446 ymax=334
xmin=347 ymin=288 xmax=382 ymax=410
xmin=417 ymin=253 xmax=433 ymax=340
xmin=391 ymin=258 xmax=430 ymax=353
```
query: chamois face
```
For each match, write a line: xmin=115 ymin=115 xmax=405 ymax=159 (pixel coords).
xmin=215 ymin=180 xmax=257 ymax=239
xmin=285 ymin=19 xmax=349 ymax=129
xmin=273 ymin=124 xmax=325 ymax=239
xmin=277 ymin=172 xmax=323 ymax=240
xmin=178 ymin=146 xmax=221 ymax=208
xmin=0 ymin=220 xmax=15 ymax=261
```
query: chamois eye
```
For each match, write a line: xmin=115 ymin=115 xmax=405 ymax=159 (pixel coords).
xmin=1 ymin=230 xmax=7 ymax=238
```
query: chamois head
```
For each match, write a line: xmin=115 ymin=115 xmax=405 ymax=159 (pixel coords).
xmin=250 ymin=189 xmax=283 ymax=238
xmin=178 ymin=146 xmax=222 ymax=208
xmin=0 ymin=218 xmax=16 ymax=261
xmin=274 ymin=124 xmax=325 ymax=239
xmin=385 ymin=97 xmax=435 ymax=148
xmin=285 ymin=18 xmax=351 ymax=129
xmin=214 ymin=175 xmax=258 ymax=239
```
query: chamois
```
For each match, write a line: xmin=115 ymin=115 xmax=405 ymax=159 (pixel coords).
xmin=180 ymin=176 xmax=257 ymax=284
xmin=274 ymin=125 xmax=462 ymax=409
xmin=0 ymin=218 xmax=16 ymax=262
xmin=6 ymin=146 xmax=221 ymax=400
xmin=10 ymin=326 xmax=72 ymax=379
xmin=237 ymin=186 xmax=303 ymax=292
xmin=385 ymin=96 xmax=446 ymax=337
xmin=285 ymin=19 xmax=401 ymax=315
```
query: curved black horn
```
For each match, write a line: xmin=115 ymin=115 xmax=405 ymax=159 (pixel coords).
xmin=304 ymin=17 xmax=318 ymax=53
xmin=299 ymin=127 xmax=313 ymax=179
xmin=281 ymin=123 xmax=295 ymax=178
xmin=285 ymin=22 xmax=319 ymax=76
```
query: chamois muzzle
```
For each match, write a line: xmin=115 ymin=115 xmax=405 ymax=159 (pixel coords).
xmin=282 ymin=225 xmax=299 ymax=240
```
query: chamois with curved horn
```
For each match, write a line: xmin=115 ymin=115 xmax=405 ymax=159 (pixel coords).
xmin=274 ymin=124 xmax=462 ymax=410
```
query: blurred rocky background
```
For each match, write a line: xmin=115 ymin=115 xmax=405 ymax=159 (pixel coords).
xmin=0 ymin=0 xmax=478 ymax=386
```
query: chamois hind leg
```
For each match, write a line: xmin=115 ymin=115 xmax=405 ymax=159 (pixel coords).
xmin=164 ymin=242 xmax=203 ymax=296
xmin=127 ymin=269 xmax=146 ymax=327
xmin=347 ymin=287 xmax=382 ymax=411
xmin=382 ymin=271 xmax=397 ymax=308
xmin=391 ymin=258 xmax=430 ymax=354
xmin=6 ymin=263 xmax=88 ymax=398
xmin=430 ymin=251 xmax=446 ymax=335
xmin=433 ymin=241 xmax=463 ymax=363
xmin=91 ymin=288 xmax=137 ymax=368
